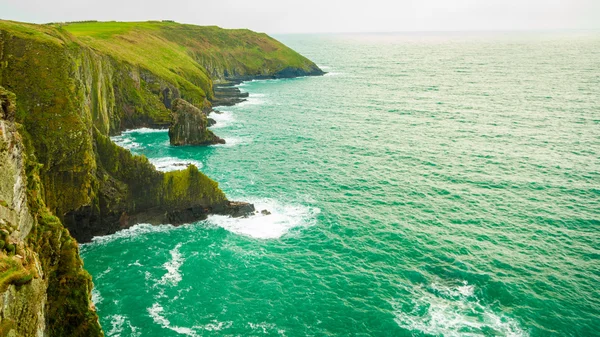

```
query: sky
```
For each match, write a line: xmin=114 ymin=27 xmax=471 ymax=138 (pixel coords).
xmin=0 ymin=0 xmax=598 ymax=34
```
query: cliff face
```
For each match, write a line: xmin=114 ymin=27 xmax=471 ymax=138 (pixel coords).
xmin=1 ymin=87 xmax=101 ymax=336
xmin=0 ymin=19 xmax=322 ymax=336
xmin=169 ymin=98 xmax=224 ymax=145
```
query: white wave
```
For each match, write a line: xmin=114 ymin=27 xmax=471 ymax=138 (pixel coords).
xmin=324 ymin=72 xmax=343 ymax=77
xmin=194 ymin=320 xmax=233 ymax=332
xmin=318 ymin=65 xmax=331 ymax=70
xmin=122 ymin=127 xmax=169 ymax=134
xmin=129 ymin=322 xmax=141 ymax=337
xmin=159 ymin=243 xmax=184 ymax=286
xmin=390 ymin=281 xmax=528 ymax=337
xmin=248 ymin=322 xmax=283 ymax=334
xmin=235 ymin=80 xmax=255 ymax=87
xmin=111 ymin=136 xmax=141 ymax=150
xmin=92 ymin=288 xmax=103 ymax=305
xmin=237 ymin=93 xmax=267 ymax=106
xmin=148 ymin=303 xmax=198 ymax=336
xmin=107 ymin=315 xmax=125 ymax=337
xmin=208 ymin=110 xmax=235 ymax=129
xmin=218 ymin=137 xmax=248 ymax=147
xmin=86 ymin=223 xmax=177 ymax=246
xmin=149 ymin=157 xmax=203 ymax=172
xmin=95 ymin=267 xmax=112 ymax=280
xmin=128 ymin=260 xmax=143 ymax=267
xmin=206 ymin=198 xmax=320 ymax=239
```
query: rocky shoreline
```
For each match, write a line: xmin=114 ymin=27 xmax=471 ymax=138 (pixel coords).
xmin=71 ymin=71 xmax=326 ymax=243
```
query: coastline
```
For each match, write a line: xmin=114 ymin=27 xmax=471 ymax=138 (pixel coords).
xmin=81 ymin=71 xmax=326 ymax=243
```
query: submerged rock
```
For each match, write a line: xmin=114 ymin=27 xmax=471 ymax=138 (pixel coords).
xmin=261 ymin=209 xmax=271 ymax=215
xmin=169 ymin=98 xmax=225 ymax=146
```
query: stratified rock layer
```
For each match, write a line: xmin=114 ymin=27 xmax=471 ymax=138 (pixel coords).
xmin=169 ymin=98 xmax=225 ymax=146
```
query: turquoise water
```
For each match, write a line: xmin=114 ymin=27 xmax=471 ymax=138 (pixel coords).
xmin=80 ymin=32 xmax=600 ymax=337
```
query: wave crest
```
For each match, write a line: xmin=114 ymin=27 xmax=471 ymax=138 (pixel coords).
xmin=390 ymin=281 xmax=528 ymax=337
xmin=206 ymin=198 xmax=320 ymax=239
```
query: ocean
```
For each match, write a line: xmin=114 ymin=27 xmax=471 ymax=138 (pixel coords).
xmin=80 ymin=32 xmax=600 ymax=336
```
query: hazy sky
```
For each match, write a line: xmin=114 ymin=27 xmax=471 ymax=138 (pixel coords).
xmin=0 ymin=0 xmax=598 ymax=33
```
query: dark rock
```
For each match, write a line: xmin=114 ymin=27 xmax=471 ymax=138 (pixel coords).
xmin=261 ymin=209 xmax=271 ymax=215
xmin=207 ymin=118 xmax=216 ymax=127
xmin=211 ymin=84 xmax=249 ymax=107
xmin=169 ymin=98 xmax=225 ymax=145
xmin=215 ymin=201 xmax=256 ymax=218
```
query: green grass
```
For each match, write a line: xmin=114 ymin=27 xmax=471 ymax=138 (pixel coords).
xmin=56 ymin=21 xmax=165 ymax=39
xmin=58 ymin=21 xmax=213 ymax=100
xmin=1 ymin=19 xmax=320 ymax=108
xmin=58 ymin=20 xmax=320 ymax=84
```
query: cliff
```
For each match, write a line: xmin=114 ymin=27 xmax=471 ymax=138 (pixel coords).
xmin=0 ymin=19 xmax=322 ymax=336
xmin=1 ymin=87 xmax=101 ymax=336
xmin=169 ymin=98 xmax=225 ymax=145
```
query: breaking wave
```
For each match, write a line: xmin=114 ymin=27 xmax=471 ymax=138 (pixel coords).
xmin=206 ymin=198 xmax=320 ymax=239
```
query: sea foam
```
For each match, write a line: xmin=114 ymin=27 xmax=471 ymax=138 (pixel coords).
xmin=149 ymin=157 xmax=203 ymax=172
xmin=208 ymin=110 xmax=235 ymax=129
xmin=92 ymin=288 xmax=103 ymax=305
xmin=206 ymin=198 xmax=320 ymax=239
xmin=122 ymin=127 xmax=169 ymax=134
xmin=158 ymin=243 xmax=184 ymax=286
xmin=110 ymin=136 xmax=141 ymax=150
xmin=390 ymin=281 xmax=528 ymax=337
xmin=86 ymin=223 xmax=178 ymax=246
xmin=148 ymin=303 xmax=198 ymax=337
xmin=237 ymin=93 xmax=266 ymax=106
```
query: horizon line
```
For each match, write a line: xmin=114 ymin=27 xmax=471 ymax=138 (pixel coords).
xmin=2 ymin=18 xmax=599 ymax=36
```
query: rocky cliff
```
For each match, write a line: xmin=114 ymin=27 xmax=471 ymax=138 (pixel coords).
xmin=1 ymin=87 xmax=101 ymax=336
xmin=169 ymin=98 xmax=225 ymax=145
xmin=0 ymin=19 xmax=322 ymax=336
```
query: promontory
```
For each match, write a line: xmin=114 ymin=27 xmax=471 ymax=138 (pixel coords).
xmin=0 ymin=20 xmax=322 ymax=336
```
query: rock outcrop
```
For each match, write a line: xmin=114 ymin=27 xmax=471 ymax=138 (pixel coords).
xmin=0 ymin=19 xmax=323 ymax=336
xmin=218 ymin=202 xmax=256 ymax=218
xmin=169 ymin=98 xmax=225 ymax=146
xmin=211 ymin=83 xmax=250 ymax=107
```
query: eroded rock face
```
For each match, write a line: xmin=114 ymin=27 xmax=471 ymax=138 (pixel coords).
xmin=216 ymin=201 xmax=256 ymax=218
xmin=169 ymin=98 xmax=225 ymax=146
xmin=0 ymin=87 xmax=102 ymax=337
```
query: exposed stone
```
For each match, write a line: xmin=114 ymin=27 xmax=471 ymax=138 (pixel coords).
xmin=169 ymin=98 xmax=225 ymax=146
xmin=0 ymin=86 xmax=102 ymax=336
xmin=211 ymin=84 xmax=249 ymax=107
xmin=217 ymin=201 xmax=256 ymax=218
xmin=261 ymin=209 xmax=271 ymax=216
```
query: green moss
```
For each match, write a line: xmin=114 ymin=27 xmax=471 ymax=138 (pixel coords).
xmin=95 ymin=129 xmax=226 ymax=211
xmin=24 ymin=156 xmax=103 ymax=337
xmin=12 ymin=272 xmax=33 ymax=286
xmin=0 ymin=256 xmax=32 ymax=291
xmin=0 ymin=87 xmax=103 ymax=336
xmin=5 ymin=243 xmax=15 ymax=256
xmin=0 ymin=318 xmax=16 ymax=336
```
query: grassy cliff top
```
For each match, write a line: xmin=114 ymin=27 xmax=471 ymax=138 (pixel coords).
xmin=0 ymin=20 xmax=321 ymax=102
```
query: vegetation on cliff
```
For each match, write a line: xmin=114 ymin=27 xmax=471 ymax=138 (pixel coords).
xmin=0 ymin=19 xmax=322 ymax=336
xmin=59 ymin=21 xmax=323 ymax=83
xmin=1 ymin=86 xmax=102 ymax=336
